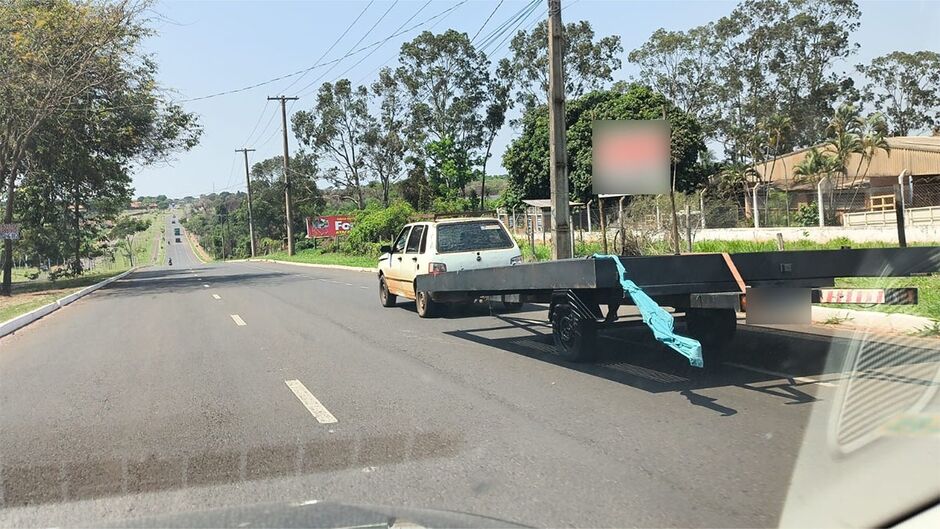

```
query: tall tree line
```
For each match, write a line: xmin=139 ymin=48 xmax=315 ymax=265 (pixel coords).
xmin=0 ymin=0 xmax=200 ymax=294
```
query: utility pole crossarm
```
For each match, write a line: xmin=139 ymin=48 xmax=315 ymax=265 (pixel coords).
xmin=267 ymin=95 xmax=299 ymax=256
xmin=235 ymin=148 xmax=257 ymax=258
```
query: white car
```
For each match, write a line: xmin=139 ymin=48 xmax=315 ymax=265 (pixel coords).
xmin=378 ymin=217 xmax=523 ymax=317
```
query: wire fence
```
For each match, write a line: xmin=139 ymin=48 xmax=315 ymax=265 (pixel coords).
xmin=497 ymin=176 xmax=940 ymax=256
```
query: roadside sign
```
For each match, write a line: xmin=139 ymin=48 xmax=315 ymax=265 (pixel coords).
xmin=0 ymin=223 xmax=20 ymax=240
xmin=306 ymin=216 xmax=353 ymax=238
xmin=592 ymin=120 xmax=671 ymax=195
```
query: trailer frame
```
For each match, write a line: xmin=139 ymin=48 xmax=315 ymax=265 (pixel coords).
xmin=414 ymin=247 xmax=940 ymax=366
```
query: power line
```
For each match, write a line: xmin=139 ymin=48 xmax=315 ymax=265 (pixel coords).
xmin=294 ymin=0 xmax=401 ymax=98
xmin=241 ymin=99 xmax=271 ymax=147
xmin=42 ymin=1 xmax=466 ymax=114
xmin=330 ymin=0 xmax=433 ymax=87
xmin=352 ymin=0 xmax=463 ymax=85
xmin=243 ymin=1 xmax=376 ymax=147
xmin=279 ymin=0 xmax=376 ymax=94
xmin=470 ymin=0 xmax=504 ymax=43
xmin=476 ymin=0 xmax=540 ymax=54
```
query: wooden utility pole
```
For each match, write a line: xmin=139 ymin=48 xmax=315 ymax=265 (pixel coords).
xmin=547 ymin=0 xmax=572 ymax=259
xmin=268 ymin=95 xmax=299 ymax=255
xmin=235 ymin=148 xmax=257 ymax=257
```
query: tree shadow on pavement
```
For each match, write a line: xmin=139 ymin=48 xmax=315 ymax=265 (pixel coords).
xmin=93 ymin=269 xmax=310 ymax=298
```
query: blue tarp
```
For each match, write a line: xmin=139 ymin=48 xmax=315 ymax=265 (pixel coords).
xmin=594 ymin=254 xmax=704 ymax=368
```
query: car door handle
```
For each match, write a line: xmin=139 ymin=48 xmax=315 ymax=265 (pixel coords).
xmin=397 ymin=256 xmax=402 ymax=261
xmin=412 ymin=257 xmax=418 ymax=261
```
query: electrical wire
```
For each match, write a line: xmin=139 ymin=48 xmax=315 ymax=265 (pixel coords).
xmin=470 ymin=0 xmax=504 ymax=44
xmin=294 ymin=0 xmax=402 ymax=98
xmin=329 ymin=0 xmax=432 ymax=86
xmin=279 ymin=0 xmax=376 ymax=95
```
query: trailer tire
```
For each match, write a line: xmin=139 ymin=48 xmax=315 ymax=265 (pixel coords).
xmin=379 ymin=275 xmax=396 ymax=307
xmin=686 ymin=308 xmax=737 ymax=347
xmin=552 ymin=303 xmax=597 ymax=362
xmin=416 ymin=290 xmax=439 ymax=318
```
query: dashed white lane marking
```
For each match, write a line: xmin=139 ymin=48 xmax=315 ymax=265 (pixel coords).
xmin=285 ymin=379 xmax=337 ymax=424
xmin=212 ymin=294 xmax=221 ymax=300
xmin=203 ymin=284 xmax=210 ymax=288
xmin=359 ymin=285 xmax=369 ymax=289
xmin=342 ymin=282 xmax=353 ymax=286
xmin=230 ymin=314 xmax=246 ymax=326
xmin=723 ymin=361 xmax=837 ymax=388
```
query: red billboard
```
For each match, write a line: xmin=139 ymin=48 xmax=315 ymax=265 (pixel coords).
xmin=306 ymin=215 xmax=353 ymax=238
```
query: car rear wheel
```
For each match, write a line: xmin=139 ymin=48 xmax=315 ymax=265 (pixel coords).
xmin=379 ymin=276 xmax=396 ymax=307
xmin=415 ymin=290 xmax=439 ymax=318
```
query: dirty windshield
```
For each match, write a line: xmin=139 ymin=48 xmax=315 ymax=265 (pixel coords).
xmin=1 ymin=0 xmax=938 ymax=528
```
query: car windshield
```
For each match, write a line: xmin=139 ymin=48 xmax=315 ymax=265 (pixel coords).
xmin=436 ymin=221 xmax=513 ymax=253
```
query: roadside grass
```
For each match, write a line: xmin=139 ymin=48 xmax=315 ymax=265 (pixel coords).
xmin=829 ymin=275 xmax=940 ymax=320
xmin=0 ymin=269 xmax=125 ymax=323
xmin=910 ymin=320 xmax=940 ymax=338
xmin=821 ymin=314 xmax=854 ymax=325
xmin=2 ymin=212 xmax=165 ymax=324
xmin=262 ymin=249 xmax=376 ymax=268
xmin=185 ymin=230 xmax=213 ymax=263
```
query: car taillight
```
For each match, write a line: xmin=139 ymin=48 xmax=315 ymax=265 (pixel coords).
xmin=429 ymin=262 xmax=447 ymax=275
xmin=510 ymin=255 xmax=523 ymax=265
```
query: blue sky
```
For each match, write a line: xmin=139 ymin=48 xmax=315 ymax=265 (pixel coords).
xmin=134 ymin=0 xmax=940 ymax=198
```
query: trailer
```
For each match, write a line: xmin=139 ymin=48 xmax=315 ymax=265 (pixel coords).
xmin=415 ymin=247 xmax=940 ymax=367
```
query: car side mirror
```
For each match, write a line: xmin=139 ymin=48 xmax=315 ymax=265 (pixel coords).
xmin=380 ymin=244 xmax=392 ymax=254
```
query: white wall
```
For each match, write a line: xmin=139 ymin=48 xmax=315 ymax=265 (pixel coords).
xmin=694 ymin=226 xmax=939 ymax=243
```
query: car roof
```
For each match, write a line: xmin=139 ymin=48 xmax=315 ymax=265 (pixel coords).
xmin=416 ymin=217 xmax=501 ymax=225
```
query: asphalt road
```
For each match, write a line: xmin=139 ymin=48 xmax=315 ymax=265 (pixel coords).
xmin=0 ymin=215 xmax=936 ymax=527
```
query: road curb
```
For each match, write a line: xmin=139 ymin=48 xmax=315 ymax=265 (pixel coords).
xmin=0 ymin=267 xmax=139 ymax=338
xmin=247 ymin=258 xmax=377 ymax=273
xmin=812 ymin=305 xmax=936 ymax=334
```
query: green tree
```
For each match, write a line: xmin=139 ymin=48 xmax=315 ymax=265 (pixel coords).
xmin=506 ymin=20 xmax=622 ymax=108
xmin=630 ymin=0 xmax=861 ymax=162
xmin=293 ymin=79 xmax=370 ymax=209
xmin=628 ymin=25 xmax=717 ymax=126
xmin=479 ymin=59 xmax=512 ymax=209
xmin=502 ymin=84 xmax=706 ymax=204
xmin=0 ymin=0 xmax=200 ymax=293
xmin=363 ymin=68 xmax=406 ymax=207
xmin=109 ymin=217 xmax=151 ymax=267
xmin=396 ymin=30 xmax=491 ymax=203
xmin=858 ymin=51 xmax=940 ymax=135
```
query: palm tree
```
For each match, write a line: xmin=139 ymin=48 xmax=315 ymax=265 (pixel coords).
xmin=847 ymin=112 xmax=891 ymax=209
xmin=718 ymin=164 xmax=759 ymax=221
xmin=760 ymin=113 xmax=792 ymax=223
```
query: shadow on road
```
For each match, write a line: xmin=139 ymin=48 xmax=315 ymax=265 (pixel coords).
xmin=93 ymin=268 xmax=309 ymax=298
xmin=0 ymin=431 xmax=461 ymax=508
xmin=442 ymin=305 xmax=940 ymax=417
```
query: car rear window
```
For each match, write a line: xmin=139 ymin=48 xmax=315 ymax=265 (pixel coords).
xmin=436 ymin=220 xmax=513 ymax=253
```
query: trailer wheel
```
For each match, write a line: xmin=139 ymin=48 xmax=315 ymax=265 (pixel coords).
xmin=686 ymin=308 xmax=737 ymax=346
xmin=379 ymin=275 xmax=396 ymax=307
xmin=552 ymin=303 xmax=597 ymax=362
xmin=416 ymin=290 xmax=439 ymax=318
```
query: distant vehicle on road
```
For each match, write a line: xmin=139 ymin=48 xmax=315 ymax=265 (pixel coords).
xmin=175 ymin=237 xmax=181 ymax=243
xmin=173 ymin=227 xmax=180 ymax=236
xmin=171 ymin=219 xmax=176 ymax=224
xmin=378 ymin=217 xmax=522 ymax=317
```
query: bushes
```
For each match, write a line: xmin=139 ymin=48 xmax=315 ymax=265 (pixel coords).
xmin=795 ymin=202 xmax=819 ymax=227
xmin=344 ymin=201 xmax=414 ymax=253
